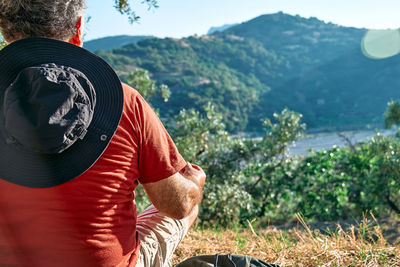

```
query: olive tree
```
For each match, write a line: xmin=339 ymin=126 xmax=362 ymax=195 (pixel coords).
xmin=114 ymin=0 xmax=159 ymax=23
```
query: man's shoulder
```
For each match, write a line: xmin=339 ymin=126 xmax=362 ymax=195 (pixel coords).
xmin=121 ymin=82 xmax=140 ymax=98
xmin=120 ymin=82 xmax=148 ymax=110
xmin=119 ymin=82 xmax=154 ymax=122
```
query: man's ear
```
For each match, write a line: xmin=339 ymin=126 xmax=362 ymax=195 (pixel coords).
xmin=69 ymin=16 xmax=84 ymax=47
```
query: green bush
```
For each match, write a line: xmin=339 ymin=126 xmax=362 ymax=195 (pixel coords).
xmin=167 ymin=103 xmax=400 ymax=226
xmin=131 ymin=68 xmax=400 ymax=227
xmin=167 ymin=104 xmax=305 ymax=226
xmin=256 ymin=135 xmax=400 ymax=224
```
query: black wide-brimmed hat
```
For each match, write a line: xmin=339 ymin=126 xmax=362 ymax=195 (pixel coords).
xmin=0 ymin=37 xmax=123 ymax=188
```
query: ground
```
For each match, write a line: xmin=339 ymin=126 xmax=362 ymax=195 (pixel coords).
xmin=173 ymin=215 xmax=400 ymax=266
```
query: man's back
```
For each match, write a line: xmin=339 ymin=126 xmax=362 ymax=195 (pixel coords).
xmin=0 ymin=84 xmax=186 ymax=266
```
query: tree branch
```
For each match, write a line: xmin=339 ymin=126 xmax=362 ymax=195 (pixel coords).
xmin=337 ymin=132 xmax=355 ymax=152
xmin=246 ymin=160 xmax=283 ymax=194
xmin=386 ymin=194 xmax=400 ymax=214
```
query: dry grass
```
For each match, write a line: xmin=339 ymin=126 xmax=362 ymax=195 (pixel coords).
xmin=173 ymin=214 xmax=400 ymax=266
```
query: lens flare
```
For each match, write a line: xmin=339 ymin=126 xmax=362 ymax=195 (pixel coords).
xmin=361 ymin=29 xmax=400 ymax=59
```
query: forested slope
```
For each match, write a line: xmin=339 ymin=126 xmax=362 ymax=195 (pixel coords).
xmin=95 ymin=12 xmax=400 ymax=132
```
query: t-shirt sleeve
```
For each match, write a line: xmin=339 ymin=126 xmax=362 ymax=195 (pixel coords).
xmin=131 ymin=90 xmax=186 ymax=184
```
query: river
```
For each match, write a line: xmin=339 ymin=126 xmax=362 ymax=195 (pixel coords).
xmin=288 ymin=129 xmax=395 ymax=156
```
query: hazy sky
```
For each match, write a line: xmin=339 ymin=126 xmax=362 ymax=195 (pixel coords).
xmin=85 ymin=0 xmax=400 ymax=41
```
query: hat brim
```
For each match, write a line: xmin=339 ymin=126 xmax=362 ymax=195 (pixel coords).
xmin=0 ymin=37 xmax=124 ymax=188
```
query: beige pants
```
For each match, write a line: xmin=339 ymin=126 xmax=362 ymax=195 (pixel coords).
xmin=136 ymin=205 xmax=190 ymax=267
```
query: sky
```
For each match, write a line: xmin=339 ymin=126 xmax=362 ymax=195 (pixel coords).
xmin=84 ymin=0 xmax=400 ymax=41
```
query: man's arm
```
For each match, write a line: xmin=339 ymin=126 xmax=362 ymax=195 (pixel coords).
xmin=124 ymin=84 xmax=206 ymax=219
xmin=142 ymin=163 xmax=206 ymax=220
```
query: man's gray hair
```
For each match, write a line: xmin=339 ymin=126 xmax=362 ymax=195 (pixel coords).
xmin=0 ymin=0 xmax=86 ymax=42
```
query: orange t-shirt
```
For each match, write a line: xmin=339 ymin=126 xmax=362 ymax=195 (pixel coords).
xmin=0 ymin=83 xmax=186 ymax=266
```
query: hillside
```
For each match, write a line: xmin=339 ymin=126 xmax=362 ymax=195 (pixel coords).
xmin=207 ymin=23 xmax=238 ymax=34
xmin=95 ymin=12 xmax=400 ymax=132
xmin=84 ymin=35 xmax=152 ymax=53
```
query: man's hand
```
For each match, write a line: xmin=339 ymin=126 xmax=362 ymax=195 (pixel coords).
xmin=179 ymin=163 xmax=206 ymax=188
xmin=141 ymin=163 xmax=206 ymax=220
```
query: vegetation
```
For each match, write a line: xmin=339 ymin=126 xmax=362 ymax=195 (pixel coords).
xmin=165 ymin=104 xmax=400 ymax=227
xmin=130 ymin=69 xmax=400 ymax=229
xmin=126 ymin=69 xmax=170 ymax=102
xmin=0 ymin=34 xmax=6 ymax=49
xmin=83 ymin=35 xmax=152 ymax=53
xmin=93 ymin=12 xmax=400 ymax=132
xmin=113 ymin=0 xmax=158 ymax=23
xmin=169 ymin=106 xmax=306 ymax=226
xmin=97 ymin=35 xmax=271 ymax=131
xmin=385 ymin=99 xmax=400 ymax=132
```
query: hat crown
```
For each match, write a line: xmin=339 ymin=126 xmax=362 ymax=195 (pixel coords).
xmin=3 ymin=63 xmax=96 ymax=154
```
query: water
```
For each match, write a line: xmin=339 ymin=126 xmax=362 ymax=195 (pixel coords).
xmin=288 ymin=129 xmax=394 ymax=156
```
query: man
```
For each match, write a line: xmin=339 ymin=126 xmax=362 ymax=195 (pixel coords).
xmin=0 ymin=0 xmax=205 ymax=266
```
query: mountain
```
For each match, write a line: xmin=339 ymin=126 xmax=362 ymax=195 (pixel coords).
xmin=95 ymin=12 xmax=400 ymax=132
xmin=84 ymin=35 xmax=152 ymax=53
xmin=207 ymin=23 xmax=238 ymax=35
